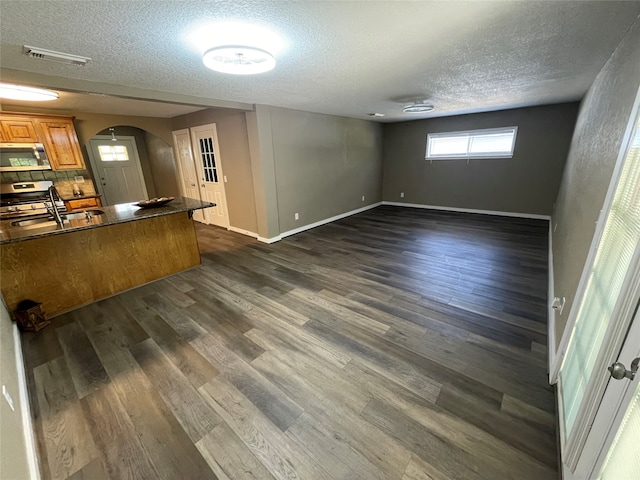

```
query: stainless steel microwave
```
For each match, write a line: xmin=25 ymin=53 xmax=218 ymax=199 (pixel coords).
xmin=0 ymin=143 xmax=52 ymax=171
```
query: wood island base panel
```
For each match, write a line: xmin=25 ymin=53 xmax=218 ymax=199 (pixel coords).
xmin=1 ymin=212 xmax=201 ymax=318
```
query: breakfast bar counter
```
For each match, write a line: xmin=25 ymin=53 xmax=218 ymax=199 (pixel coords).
xmin=0 ymin=196 xmax=213 ymax=244
xmin=0 ymin=197 xmax=214 ymax=318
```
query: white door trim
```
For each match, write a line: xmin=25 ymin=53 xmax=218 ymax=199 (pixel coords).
xmin=86 ymin=135 xmax=148 ymax=203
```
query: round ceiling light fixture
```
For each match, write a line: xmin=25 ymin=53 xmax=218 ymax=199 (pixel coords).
xmin=202 ymin=45 xmax=275 ymax=75
xmin=402 ymin=102 xmax=434 ymax=113
xmin=0 ymin=83 xmax=59 ymax=101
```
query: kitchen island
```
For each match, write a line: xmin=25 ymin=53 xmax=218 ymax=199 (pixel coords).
xmin=0 ymin=197 xmax=213 ymax=318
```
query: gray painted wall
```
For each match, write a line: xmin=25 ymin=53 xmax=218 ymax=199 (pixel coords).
xmin=552 ymin=19 xmax=640 ymax=346
xmin=382 ymin=103 xmax=579 ymax=215
xmin=172 ymin=109 xmax=258 ymax=235
xmin=0 ymin=301 xmax=31 ymax=479
xmin=266 ymin=106 xmax=383 ymax=233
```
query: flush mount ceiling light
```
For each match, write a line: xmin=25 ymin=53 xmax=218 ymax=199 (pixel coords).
xmin=0 ymin=83 xmax=59 ymax=101
xmin=202 ymin=46 xmax=275 ymax=75
xmin=402 ymin=102 xmax=435 ymax=113
xmin=23 ymin=45 xmax=91 ymax=66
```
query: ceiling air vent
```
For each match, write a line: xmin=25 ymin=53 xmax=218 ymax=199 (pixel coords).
xmin=23 ymin=46 xmax=91 ymax=66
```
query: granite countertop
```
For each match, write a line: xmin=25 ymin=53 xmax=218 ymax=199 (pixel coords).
xmin=0 ymin=196 xmax=215 ymax=244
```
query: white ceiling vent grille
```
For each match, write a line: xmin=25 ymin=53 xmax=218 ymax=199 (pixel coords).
xmin=23 ymin=46 xmax=91 ymax=66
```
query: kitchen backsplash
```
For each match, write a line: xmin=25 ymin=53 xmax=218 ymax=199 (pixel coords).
xmin=0 ymin=169 xmax=97 ymax=197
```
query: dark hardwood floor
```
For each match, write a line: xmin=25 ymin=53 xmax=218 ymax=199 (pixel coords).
xmin=21 ymin=205 xmax=557 ymax=480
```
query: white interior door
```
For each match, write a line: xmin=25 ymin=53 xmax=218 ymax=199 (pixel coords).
xmin=555 ymin=88 xmax=640 ymax=476
xmin=88 ymin=136 xmax=147 ymax=205
xmin=190 ymin=123 xmax=229 ymax=228
xmin=172 ymin=128 xmax=204 ymax=223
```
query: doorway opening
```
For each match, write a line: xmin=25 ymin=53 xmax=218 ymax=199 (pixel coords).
xmin=86 ymin=126 xmax=179 ymax=205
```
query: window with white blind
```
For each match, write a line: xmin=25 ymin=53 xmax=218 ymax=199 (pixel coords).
xmin=598 ymin=380 xmax=640 ymax=479
xmin=559 ymin=118 xmax=640 ymax=439
xmin=426 ymin=126 xmax=518 ymax=160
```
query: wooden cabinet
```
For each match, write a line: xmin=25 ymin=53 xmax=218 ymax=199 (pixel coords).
xmin=1 ymin=117 xmax=39 ymax=142
xmin=0 ymin=113 xmax=86 ymax=170
xmin=64 ymin=197 xmax=101 ymax=211
xmin=37 ymin=118 xmax=85 ymax=170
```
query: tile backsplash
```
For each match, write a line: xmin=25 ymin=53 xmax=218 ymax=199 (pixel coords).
xmin=1 ymin=169 xmax=97 ymax=197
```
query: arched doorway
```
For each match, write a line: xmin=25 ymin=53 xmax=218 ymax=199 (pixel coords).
xmin=85 ymin=126 xmax=179 ymax=205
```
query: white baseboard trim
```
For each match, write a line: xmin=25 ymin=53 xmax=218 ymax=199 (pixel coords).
xmin=257 ymin=235 xmax=281 ymax=244
xmin=13 ymin=324 xmax=40 ymax=480
xmin=381 ymin=201 xmax=551 ymax=221
xmin=225 ymin=225 xmax=278 ymax=244
xmin=548 ymin=221 xmax=557 ymax=384
xmin=276 ymin=202 xmax=383 ymax=241
xmin=227 ymin=226 xmax=259 ymax=238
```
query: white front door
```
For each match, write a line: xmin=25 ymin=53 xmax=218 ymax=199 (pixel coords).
xmin=190 ymin=123 xmax=229 ymax=228
xmin=88 ymin=136 xmax=147 ymax=205
xmin=171 ymin=128 xmax=204 ymax=223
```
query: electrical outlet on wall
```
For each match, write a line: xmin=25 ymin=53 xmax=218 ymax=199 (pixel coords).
xmin=400 ymin=192 xmax=405 ymax=198
xmin=294 ymin=213 xmax=299 ymax=221
xmin=361 ymin=195 xmax=365 ymax=202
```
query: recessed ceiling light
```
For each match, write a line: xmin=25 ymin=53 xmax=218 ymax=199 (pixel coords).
xmin=202 ymin=45 xmax=276 ymax=75
xmin=0 ymin=83 xmax=59 ymax=101
xmin=403 ymin=102 xmax=434 ymax=113
xmin=368 ymin=113 xmax=385 ymax=117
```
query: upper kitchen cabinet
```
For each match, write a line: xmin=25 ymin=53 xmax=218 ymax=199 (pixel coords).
xmin=1 ymin=117 xmax=39 ymax=142
xmin=0 ymin=113 xmax=86 ymax=170
xmin=37 ymin=118 xmax=85 ymax=170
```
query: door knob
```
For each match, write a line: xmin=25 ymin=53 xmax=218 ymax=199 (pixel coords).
xmin=201 ymin=184 xmax=205 ymax=187
xmin=608 ymin=358 xmax=640 ymax=380
xmin=191 ymin=183 xmax=196 ymax=187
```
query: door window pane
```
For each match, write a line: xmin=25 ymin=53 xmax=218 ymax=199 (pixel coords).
xmin=198 ymin=136 xmax=218 ymax=184
xmin=98 ymin=145 xmax=129 ymax=161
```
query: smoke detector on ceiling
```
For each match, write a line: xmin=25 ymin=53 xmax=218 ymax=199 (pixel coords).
xmin=402 ymin=102 xmax=435 ymax=113
xmin=23 ymin=45 xmax=91 ymax=66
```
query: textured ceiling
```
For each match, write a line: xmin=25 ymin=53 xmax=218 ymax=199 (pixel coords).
xmin=0 ymin=91 xmax=206 ymax=118
xmin=1 ymin=1 xmax=639 ymax=122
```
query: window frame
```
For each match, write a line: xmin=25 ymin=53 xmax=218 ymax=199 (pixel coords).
xmin=425 ymin=126 xmax=518 ymax=161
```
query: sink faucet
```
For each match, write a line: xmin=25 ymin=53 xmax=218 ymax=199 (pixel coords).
xmin=46 ymin=185 xmax=64 ymax=226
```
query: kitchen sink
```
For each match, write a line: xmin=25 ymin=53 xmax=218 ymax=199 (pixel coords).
xmin=64 ymin=209 xmax=105 ymax=220
xmin=10 ymin=209 xmax=105 ymax=228
xmin=10 ymin=216 xmax=56 ymax=228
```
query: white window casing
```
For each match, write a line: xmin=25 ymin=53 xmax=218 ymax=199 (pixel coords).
xmin=426 ymin=126 xmax=518 ymax=160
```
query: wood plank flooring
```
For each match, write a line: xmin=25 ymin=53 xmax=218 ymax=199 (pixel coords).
xmin=20 ymin=206 xmax=557 ymax=480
